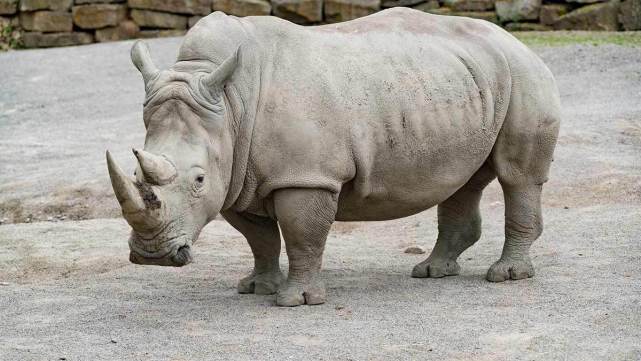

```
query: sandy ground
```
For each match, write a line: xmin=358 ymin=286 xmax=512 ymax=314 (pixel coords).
xmin=0 ymin=37 xmax=640 ymax=360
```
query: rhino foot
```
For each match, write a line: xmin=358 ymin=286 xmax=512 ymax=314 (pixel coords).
xmin=411 ymin=258 xmax=460 ymax=278
xmin=237 ymin=270 xmax=285 ymax=295
xmin=486 ymin=257 xmax=534 ymax=282
xmin=276 ymin=280 xmax=326 ymax=307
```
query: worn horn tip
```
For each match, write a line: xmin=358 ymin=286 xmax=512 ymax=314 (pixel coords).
xmin=106 ymin=150 xmax=115 ymax=167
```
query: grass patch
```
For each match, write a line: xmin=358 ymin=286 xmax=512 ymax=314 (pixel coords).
xmin=0 ymin=20 xmax=22 ymax=51
xmin=513 ymin=31 xmax=641 ymax=47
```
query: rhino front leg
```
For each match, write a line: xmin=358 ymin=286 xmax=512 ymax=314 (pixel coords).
xmin=273 ymin=188 xmax=337 ymax=307
xmin=221 ymin=210 xmax=285 ymax=295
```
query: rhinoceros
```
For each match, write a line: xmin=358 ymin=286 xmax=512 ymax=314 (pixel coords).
xmin=106 ymin=7 xmax=560 ymax=306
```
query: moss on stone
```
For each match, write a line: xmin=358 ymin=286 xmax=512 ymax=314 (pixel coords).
xmin=514 ymin=30 xmax=641 ymax=46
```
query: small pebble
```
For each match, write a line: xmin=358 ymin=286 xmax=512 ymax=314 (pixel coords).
xmin=110 ymin=339 xmax=117 ymax=344
xmin=404 ymin=246 xmax=426 ymax=254
xmin=0 ymin=282 xmax=10 ymax=286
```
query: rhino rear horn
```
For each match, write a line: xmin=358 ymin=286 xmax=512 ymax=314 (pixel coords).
xmin=200 ymin=47 xmax=239 ymax=91
xmin=131 ymin=41 xmax=159 ymax=88
xmin=132 ymin=148 xmax=177 ymax=185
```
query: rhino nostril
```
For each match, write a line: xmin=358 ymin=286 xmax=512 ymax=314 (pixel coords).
xmin=172 ymin=245 xmax=193 ymax=266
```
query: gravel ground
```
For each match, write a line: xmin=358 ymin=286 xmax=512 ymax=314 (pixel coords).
xmin=0 ymin=37 xmax=640 ymax=360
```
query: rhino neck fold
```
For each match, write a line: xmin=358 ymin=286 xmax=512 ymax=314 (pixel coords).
xmin=220 ymin=39 xmax=262 ymax=212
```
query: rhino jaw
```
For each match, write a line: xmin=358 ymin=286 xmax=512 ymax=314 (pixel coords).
xmin=128 ymin=244 xmax=192 ymax=267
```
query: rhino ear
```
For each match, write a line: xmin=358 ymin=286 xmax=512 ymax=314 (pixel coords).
xmin=200 ymin=46 xmax=240 ymax=91
xmin=131 ymin=41 xmax=159 ymax=88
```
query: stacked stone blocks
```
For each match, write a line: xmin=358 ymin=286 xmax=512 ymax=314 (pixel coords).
xmin=0 ymin=0 xmax=639 ymax=48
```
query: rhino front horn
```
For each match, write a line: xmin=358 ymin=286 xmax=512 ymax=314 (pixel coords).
xmin=106 ymin=150 xmax=145 ymax=215
xmin=131 ymin=41 xmax=159 ymax=88
xmin=132 ymin=148 xmax=177 ymax=185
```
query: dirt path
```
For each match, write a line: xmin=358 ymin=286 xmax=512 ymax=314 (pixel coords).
xmin=1 ymin=39 xmax=640 ymax=360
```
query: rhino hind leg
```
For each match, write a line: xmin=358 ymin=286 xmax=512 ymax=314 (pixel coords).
xmin=486 ymin=87 xmax=560 ymax=282
xmin=221 ymin=210 xmax=285 ymax=295
xmin=486 ymin=183 xmax=542 ymax=282
xmin=273 ymin=188 xmax=338 ymax=307
xmin=412 ymin=163 xmax=496 ymax=278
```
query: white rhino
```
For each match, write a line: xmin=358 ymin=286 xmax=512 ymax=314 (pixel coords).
xmin=106 ymin=8 xmax=561 ymax=307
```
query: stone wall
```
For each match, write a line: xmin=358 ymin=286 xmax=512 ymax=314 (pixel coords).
xmin=0 ymin=0 xmax=639 ymax=49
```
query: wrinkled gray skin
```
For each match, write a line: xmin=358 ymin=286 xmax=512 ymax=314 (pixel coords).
xmin=107 ymin=8 xmax=560 ymax=307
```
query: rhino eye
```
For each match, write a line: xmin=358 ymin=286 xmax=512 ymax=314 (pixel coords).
xmin=195 ymin=175 xmax=205 ymax=183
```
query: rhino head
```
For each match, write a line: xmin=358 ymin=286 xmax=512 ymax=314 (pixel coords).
xmin=106 ymin=41 xmax=239 ymax=267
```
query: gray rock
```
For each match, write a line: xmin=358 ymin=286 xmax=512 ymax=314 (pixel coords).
xmin=21 ymin=31 xmax=93 ymax=47
xmin=566 ymin=0 xmax=607 ymax=3
xmin=619 ymin=0 xmax=641 ymax=30
xmin=411 ymin=0 xmax=439 ymax=11
xmin=495 ymin=0 xmax=541 ymax=22
xmin=426 ymin=7 xmax=499 ymax=22
xmin=130 ymin=9 xmax=188 ymax=29
xmin=19 ymin=0 xmax=72 ymax=11
xmin=72 ymin=4 xmax=127 ymax=29
xmin=382 ymin=0 xmax=426 ymax=7
xmin=0 ymin=14 xmax=19 ymax=26
xmin=554 ymin=0 xmax=621 ymax=30
xmin=212 ymin=0 xmax=272 ymax=17
xmin=95 ymin=20 xmax=139 ymax=41
xmin=444 ymin=0 xmax=494 ymax=11
xmin=325 ymin=0 xmax=381 ymax=22
xmin=272 ymin=0 xmax=323 ymax=23
xmin=188 ymin=15 xmax=202 ymax=27
xmin=539 ymin=4 xmax=570 ymax=25
xmin=404 ymin=246 xmax=426 ymax=254
xmin=20 ymin=11 xmax=73 ymax=32
xmin=75 ymin=0 xmax=126 ymax=3
xmin=0 ymin=0 xmax=18 ymax=15
xmin=453 ymin=10 xmax=498 ymax=22
xmin=505 ymin=21 xmax=552 ymax=30
xmin=127 ymin=0 xmax=210 ymax=15
xmin=138 ymin=29 xmax=187 ymax=38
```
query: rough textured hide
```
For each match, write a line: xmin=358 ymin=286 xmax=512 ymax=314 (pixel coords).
xmin=107 ymin=8 xmax=561 ymax=306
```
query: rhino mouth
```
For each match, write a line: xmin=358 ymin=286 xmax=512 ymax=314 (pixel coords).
xmin=129 ymin=244 xmax=192 ymax=267
xmin=128 ymin=233 xmax=193 ymax=267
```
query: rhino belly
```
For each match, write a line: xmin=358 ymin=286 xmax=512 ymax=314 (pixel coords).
xmin=334 ymin=92 xmax=497 ymax=221
xmin=334 ymin=144 xmax=491 ymax=222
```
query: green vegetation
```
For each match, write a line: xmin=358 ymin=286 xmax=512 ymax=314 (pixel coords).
xmin=0 ymin=21 xmax=22 ymax=51
xmin=514 ymin=31 xmax=641 ymax=47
